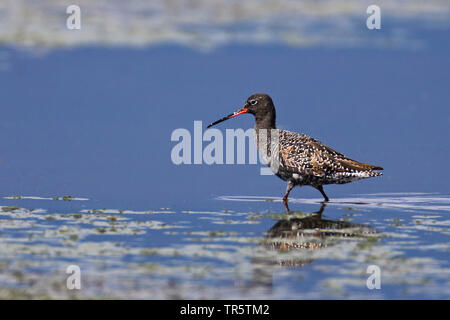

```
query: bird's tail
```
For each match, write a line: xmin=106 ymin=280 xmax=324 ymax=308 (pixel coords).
xmin=338 ymin=158 xmax=383 ymax=172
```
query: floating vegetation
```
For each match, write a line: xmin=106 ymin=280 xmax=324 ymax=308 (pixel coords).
xmin=4 ymin=195 xmax=89 ymax=201
xmin=1 ymin=206 xmax=21 ymax=212
xmin=81 ymin=209 xmax=176 ymax=215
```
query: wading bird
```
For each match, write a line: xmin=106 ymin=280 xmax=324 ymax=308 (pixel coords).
xmin=207 ymin=93 xmax=383 ymax=212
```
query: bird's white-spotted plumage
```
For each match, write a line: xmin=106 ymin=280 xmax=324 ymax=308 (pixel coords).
xmin=257 ymin=129 xmax=382 ymax=188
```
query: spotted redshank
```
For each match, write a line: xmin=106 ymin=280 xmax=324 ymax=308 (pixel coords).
xmin=207 ymin=93 xmax=383 ymax=211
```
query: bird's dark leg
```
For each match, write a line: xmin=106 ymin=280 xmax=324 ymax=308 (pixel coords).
xmin=315 ymin=203 xmax=327 ymax=218
xmin=316 ymin=185 xmax=329 ymax=202
xmin=283 ymin=182 xmax=294 ymax=213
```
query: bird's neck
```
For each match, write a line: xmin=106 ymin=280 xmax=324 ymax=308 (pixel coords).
xmin=254 ymin=112 xmax=277 ymax=158
xmin=254 ymin=112 xmax=276 ymax=130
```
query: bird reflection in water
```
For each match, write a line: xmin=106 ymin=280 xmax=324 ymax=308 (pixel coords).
xmin=246 ymin=203 xmax=378 ymax=290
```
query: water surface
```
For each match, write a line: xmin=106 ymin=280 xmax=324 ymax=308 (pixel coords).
xmin=0 ymin=1 xmax=449 ymax=299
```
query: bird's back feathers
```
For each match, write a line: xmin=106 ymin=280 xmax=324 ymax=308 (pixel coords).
xmin=267 ymin=129 xmax=383 ymax=184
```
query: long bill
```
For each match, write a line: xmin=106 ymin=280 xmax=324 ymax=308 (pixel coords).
xmin=207 ymin=107 xmax=248 ymax=128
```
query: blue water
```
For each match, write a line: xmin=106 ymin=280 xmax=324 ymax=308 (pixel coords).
xmin=0 ymin=26 xmax=449 ymax=299
xmin=1 ymin=43 xmax=449 ymax=208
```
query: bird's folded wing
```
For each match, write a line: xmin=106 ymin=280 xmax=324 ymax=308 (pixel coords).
xmin=278 ymin=130 xmax=383 ymax=177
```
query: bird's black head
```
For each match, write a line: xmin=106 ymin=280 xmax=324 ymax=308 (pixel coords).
xmin=244 ymin=93 xmax=276 ymax=119
xmin=207 ymin=93 xmax=276 ymax=129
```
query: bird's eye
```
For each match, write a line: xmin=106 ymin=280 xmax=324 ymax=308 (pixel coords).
xmin=249 ymin=99 xmax=257 ymax=105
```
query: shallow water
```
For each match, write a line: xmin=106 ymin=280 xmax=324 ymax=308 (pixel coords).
xmin=0 ymin=1 xmax=449 ymax=299
xmin=0 ymin=193 xmax=449 ymax=299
